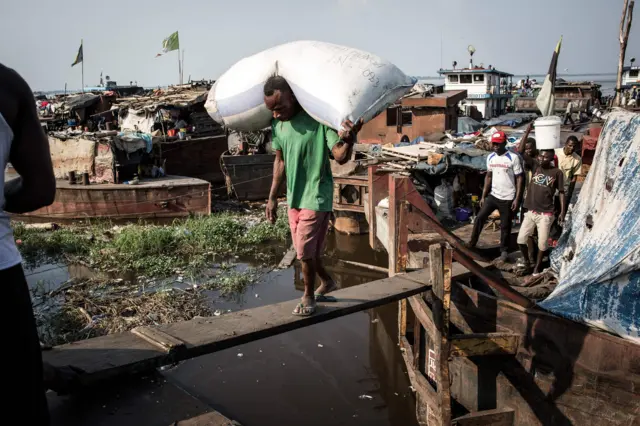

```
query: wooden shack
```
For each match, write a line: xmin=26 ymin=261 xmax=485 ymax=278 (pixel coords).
xmin=358 ymin=90 xmax=467 ymax=145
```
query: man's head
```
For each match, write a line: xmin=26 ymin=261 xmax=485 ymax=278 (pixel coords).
xmin=263 ymin=75 xmax=299 ymax=121
xmin=524 ymin=137 xmax=537 ymax=158
xmin=490 ymin=131 xmax=507 ymax=154
xmin=565 ymin=135 xmax=579 ymax=155
xmin=538 ymin=149 xmax=555 ymax=168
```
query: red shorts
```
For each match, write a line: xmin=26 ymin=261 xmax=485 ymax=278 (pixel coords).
xmin=287 ymin=208 xmax=331 ymax=260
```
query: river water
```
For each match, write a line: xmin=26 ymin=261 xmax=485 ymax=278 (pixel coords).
xmin=35 ymin=231 xmax=419 ymax=426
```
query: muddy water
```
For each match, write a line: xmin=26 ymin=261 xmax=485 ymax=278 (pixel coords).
xmin=34 ymin=231 xmax=419 ymax=426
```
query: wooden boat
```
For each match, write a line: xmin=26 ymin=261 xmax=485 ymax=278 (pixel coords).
xmin=370 ymin=169 xmax=640 ymax=425
xmin=514 ymin=81 xmax=602 ymax=113
xmin=220 ymin=153 xmax=282 ymax=201
xmin=11 ymin=175 xmax=211 ymax=222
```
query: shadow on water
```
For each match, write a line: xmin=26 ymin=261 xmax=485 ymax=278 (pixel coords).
xmin=160 ymin=231 xmax=419 ymax=426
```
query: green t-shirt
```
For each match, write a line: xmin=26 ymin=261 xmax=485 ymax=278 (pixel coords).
xmin=272 ymin=110 xmax=340 ymax=212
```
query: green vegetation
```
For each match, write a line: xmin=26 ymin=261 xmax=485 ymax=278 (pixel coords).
xmin=34 ymin=266 xmax=265 ymax=346
xmin=15 ymin=211 xmax=290 ymax=277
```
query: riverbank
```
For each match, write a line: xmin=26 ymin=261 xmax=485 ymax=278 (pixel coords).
xmin=15 ymin=209 xmax=290 ymax=277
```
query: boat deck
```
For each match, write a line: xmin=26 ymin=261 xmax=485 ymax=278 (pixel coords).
xmin=53 ymin=175 xmax=210 ymax=190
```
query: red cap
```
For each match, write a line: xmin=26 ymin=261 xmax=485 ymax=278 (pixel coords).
xmin=490 ymin=131 xmax=507 ymax=143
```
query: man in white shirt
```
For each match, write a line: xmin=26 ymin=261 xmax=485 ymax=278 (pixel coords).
xmin=563 ymin=100 xmax=575 ymax=125
xmin=468 ymin=131 xmax=524 ymax=261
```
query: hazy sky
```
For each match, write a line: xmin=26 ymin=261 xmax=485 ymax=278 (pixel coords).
xmin=4 ymin=0 xmax=638 ymax=91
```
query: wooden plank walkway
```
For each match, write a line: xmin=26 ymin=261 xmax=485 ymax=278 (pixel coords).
xmin=43 ymin=270 xmax=461 ymax=386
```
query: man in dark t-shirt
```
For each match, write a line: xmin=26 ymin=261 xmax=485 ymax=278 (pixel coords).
xmin=516 ymin=150 xmax=566 ymax=275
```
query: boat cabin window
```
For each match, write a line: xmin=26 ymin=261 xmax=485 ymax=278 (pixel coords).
xmin=630 ymin=69 xmax=639 ymax=77
xmin=386 ymin=107 xmax=399 ymax=126
xmin=460 ymin=74 xmax=472 ymax=84
xmin=474 ymin=74 xmax=485 ymax=83
xmin=402 ymin=110 xmax=413 ymax=126
xmin=385 ymin=107 xmax=412 ymax=127
xmin=448 ymin=74 xmax=459 ymax=83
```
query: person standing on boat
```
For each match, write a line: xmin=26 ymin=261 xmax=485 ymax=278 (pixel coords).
xmin=555 ymin=136 xmax=582 ymax=205
xmin=467 ymin=131 xmax=524 ymax=261
xmin=263 ymin=76 xmax=361 ymax=316
xmin=563 ymin=100 xmax=576 ymax=125
xmin=0 ymin=64 xmax=56 ymax=425
xmin=516 ymin=150 xmax=566 ymax=275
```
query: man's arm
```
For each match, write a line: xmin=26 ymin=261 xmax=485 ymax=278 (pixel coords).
xmin=513 ymin=174 xmax=524 ymax=211
xmin=4 ymin=67 xmax=55 ymax=213
xmin=480 ymin=171 xmax=492 ymax=207
xmin=511 ymin=155 xmax=524 ymax=211
xmin=558 ymin=192 xmax=567 ymax=225
xmin=266 ymin=150 xmax=285 ymax=224
xmin=331 ymin=119 xmax=362 ymax=165
xmin=331 ymin=140 xmax=354 ymax=165
xmin=517 ymin=122 xmax=533 ymax=155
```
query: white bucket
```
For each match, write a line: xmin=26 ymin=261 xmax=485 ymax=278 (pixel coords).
xmin=534 ymin=116 xmax=562 ymax=149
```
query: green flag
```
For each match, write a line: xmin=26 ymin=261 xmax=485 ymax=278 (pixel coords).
xmin=71 ymin=41 xmax=83 ymax=67
xmin=156 ymin=31 xmax=179 ymax=57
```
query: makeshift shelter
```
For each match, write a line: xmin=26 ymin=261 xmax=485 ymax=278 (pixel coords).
xmin=542 ymin=109 xmax=640 ymax=344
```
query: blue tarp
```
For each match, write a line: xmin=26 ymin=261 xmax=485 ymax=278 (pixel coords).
xmin=541 ymin=109 xmax=640 ymax=343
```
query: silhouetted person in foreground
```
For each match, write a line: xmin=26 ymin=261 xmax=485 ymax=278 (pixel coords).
xmin=1 ymin=63 xmax=56 ymax=425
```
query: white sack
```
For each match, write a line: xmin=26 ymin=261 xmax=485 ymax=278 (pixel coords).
xmin=205 ymin=41 xmax=416 ymax=131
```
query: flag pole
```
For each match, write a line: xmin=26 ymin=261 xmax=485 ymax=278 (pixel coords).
xmin=177 ymin=49 xmax=181 ymax=85
xmin=81 ymin=39 xmax=85 ymax=92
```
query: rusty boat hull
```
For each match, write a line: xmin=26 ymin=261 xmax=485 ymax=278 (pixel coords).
xmin=12 ymin=175 xmax=211 ymax=222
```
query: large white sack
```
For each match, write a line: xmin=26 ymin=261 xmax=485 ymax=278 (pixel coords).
xmin=205 ymin=41 xmax=416 ymax=131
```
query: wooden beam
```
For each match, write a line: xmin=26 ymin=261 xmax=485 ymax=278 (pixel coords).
xmin=332 ymin=176 xmax=368 ymax=186
xmin=131 ymin=326 xmax=185 ymax=353
xmin=408 ymin=295 xmax=438 ymax=343
xmin=399 ymin=336 xmax=441 ymax=421
xmin=332 ymin=203 xmax=365 ymax=213
xmin=367 ymin=165 xmax=386 ymax=249
xmin=452 ymin=408 xmax=515 ymax=426
xmin=449 ymin=333 xmax=520 ymax=357
xmin=173 ymin=411 xmax=238 ymax=426
xmin=43 ymin=275 xmax=429 ymax=385
xmin=437 ymin=246 xmax=453 ymax=425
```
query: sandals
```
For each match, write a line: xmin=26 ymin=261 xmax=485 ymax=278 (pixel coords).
xmin=314 ymin=293 xmax=337 ymax=302
xmin=315 ymin=281 xmax=338 ymax=303
xmin=292 ymin=302 xmax=316 ymax=316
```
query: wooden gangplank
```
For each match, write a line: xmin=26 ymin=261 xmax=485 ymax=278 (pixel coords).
xmin=43 ymin=270 xmax=470 ymax=386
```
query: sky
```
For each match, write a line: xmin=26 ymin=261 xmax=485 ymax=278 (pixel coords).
xmin=4 ymin=0 xmax=639 ymax=91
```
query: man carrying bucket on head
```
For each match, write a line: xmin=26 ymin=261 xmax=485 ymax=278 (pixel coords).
xmin=263 ymin=75 xmax=362 ymax=317
xmin=467 ymin=131 xmax=523 ymax=261
xmin=516 ymin=150 xmax=566 ymax=275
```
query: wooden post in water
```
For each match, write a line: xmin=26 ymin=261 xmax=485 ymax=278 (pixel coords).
xmin=616 ymin=0 xmax=635 ymax=106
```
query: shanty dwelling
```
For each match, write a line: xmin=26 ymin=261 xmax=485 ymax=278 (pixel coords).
xmin=10 ymin=86 xmax=232 ymax=221
xmin=357 ymin=90 xmax=468 ymax=145
xmin=439 ymin=68 xmax=513 ymax=120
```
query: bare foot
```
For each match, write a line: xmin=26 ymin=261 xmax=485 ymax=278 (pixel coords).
xmin=315 ymin=280 xmax=337 ymax=296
